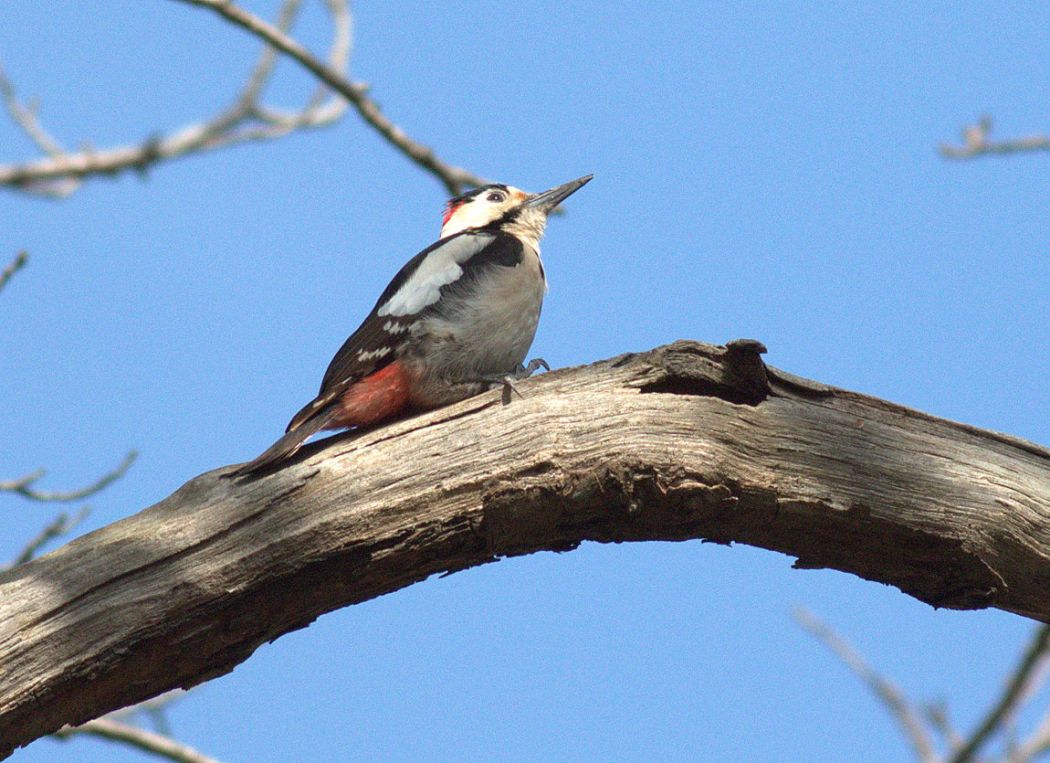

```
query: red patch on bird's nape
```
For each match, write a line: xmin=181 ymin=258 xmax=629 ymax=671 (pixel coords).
xmin=442 ymin=201 xmax=462 ymax=228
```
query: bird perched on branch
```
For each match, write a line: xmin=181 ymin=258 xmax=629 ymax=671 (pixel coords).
xmin=232 ymin=174 xmax=592 ymax=476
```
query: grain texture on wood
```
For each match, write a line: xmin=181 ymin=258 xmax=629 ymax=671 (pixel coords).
xmin=1 ymin=340 xmax=1049 ymax=757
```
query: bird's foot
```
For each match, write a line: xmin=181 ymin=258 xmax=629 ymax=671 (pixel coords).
xmin=515 ymin=357 xmax=550 ymax=379
xmin=482 ymin=358 xmax=550 ymax=404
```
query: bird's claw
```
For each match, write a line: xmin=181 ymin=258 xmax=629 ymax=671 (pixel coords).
xmin=480 ymin=358 xmax=550 ymax=405
xmin=515 ymin=357 xmax=550 ymax=378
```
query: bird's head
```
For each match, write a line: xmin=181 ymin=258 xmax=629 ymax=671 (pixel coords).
xmin=439 ymin=175 xmax=593 ymax=246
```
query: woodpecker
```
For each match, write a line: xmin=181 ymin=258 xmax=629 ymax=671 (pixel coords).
xmin=233 ymin=174 xmax=592 ymax=476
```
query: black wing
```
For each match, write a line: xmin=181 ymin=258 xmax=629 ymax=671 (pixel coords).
xmin=286 ymin=230 xmax=523 ymax=432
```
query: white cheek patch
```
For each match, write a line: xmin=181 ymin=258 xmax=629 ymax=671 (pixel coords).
xmin=377 ymin=234 xmax=493 ymax=317
xmin=440 ymin=195 xmax=519 ymax=237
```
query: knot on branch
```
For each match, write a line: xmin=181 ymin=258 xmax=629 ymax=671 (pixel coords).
xmin=634 ymin=339 xmax=770 ymax=405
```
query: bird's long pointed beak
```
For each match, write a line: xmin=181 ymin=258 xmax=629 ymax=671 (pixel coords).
xmin=525 ymin=174 xmax=593 ymax=214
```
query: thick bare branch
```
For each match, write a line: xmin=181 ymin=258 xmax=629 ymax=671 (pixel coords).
xmin=794 ymin=608 xmax=937 ymax=763
xmin=940 ymin=117 xmax=1050 ymax=159
xmin=1 ymin=340 xmax=1050 ymax=757
xmin=55 ymin=718 xmax=220 ymax=763
xmin=0 ymin=450 xmax=136 ymax=502
xmin=0 ymin=1 xmax=351 ymax=197
xmin=173 ymin=0 xmax=488 ymax=195
xmin=0 ymin=251 xmax=27 ymax=294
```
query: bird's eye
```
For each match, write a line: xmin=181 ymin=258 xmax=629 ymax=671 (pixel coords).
xmin=486 ymin=191 xmax=506 ymax=203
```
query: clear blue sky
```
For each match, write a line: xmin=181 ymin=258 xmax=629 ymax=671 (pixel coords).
xmin=3 ymin=2 xmax=1050 ymax=761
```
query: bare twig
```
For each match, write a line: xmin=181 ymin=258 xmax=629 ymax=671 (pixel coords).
xmin=50 ymin=691 xmax=191 ymax=759
xmin=941 ymin=117 xmax=1050 ymax=159
xmin=172 ymin=0 xmax=488 ymax=195
xmin=925 ymin=702 xmax=964 ymax=755
xmin=794 ymin=608 xmax=938 ymax=763
xmin=0 ymin=65 xmax=64 ymax=157
xmin=0 ymin=251 xmax=27 ymax=294
xmin=105 ymin=690 xmax=187 ymax=723
xmin=55 ymin=717 xmax=220 ymax=763
xmin=0 ymin=1 xmax=351 ymax=197
xmin=7 ymin=507 xmax=91 ymax=568
xmin=1013 ymin=703 xmax=1050 ymax=763
xmin=100 ymin=690 xmax=187 ymax=740
xmin=1 ymin=450 xmax=136 ymax=502
xmin=799 ymin=610 xmax=1050 ymax=763
xmin=950 ymin=624 xmax=1050 ymax=763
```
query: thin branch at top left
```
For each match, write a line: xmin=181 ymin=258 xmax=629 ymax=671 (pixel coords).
xmin=173 ymin=0 xmax=490 ymax=195
xmin=0 ymin=0 xmax=352 ymax=198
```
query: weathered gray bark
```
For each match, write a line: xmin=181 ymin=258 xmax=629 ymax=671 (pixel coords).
xmin=2 ymin=340 xmax=1049 ymax=757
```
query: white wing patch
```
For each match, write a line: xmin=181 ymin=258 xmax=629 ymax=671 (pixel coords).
xmin=377 ymin=233 xmax=494 ymax=317
xmin=356 ymin=347 xmax=392 ymax=362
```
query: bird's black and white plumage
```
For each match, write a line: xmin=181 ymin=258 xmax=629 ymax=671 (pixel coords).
xmin=233 ymin=174 xmax=592 ymax=476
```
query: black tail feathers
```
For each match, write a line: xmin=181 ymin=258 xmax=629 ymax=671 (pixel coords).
xmin=227 ymin=411 xmax=333 ymax=478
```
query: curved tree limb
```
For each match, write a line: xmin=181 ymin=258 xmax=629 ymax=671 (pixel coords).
xmin=1 ymin=340 xmax=1049 ymax=758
